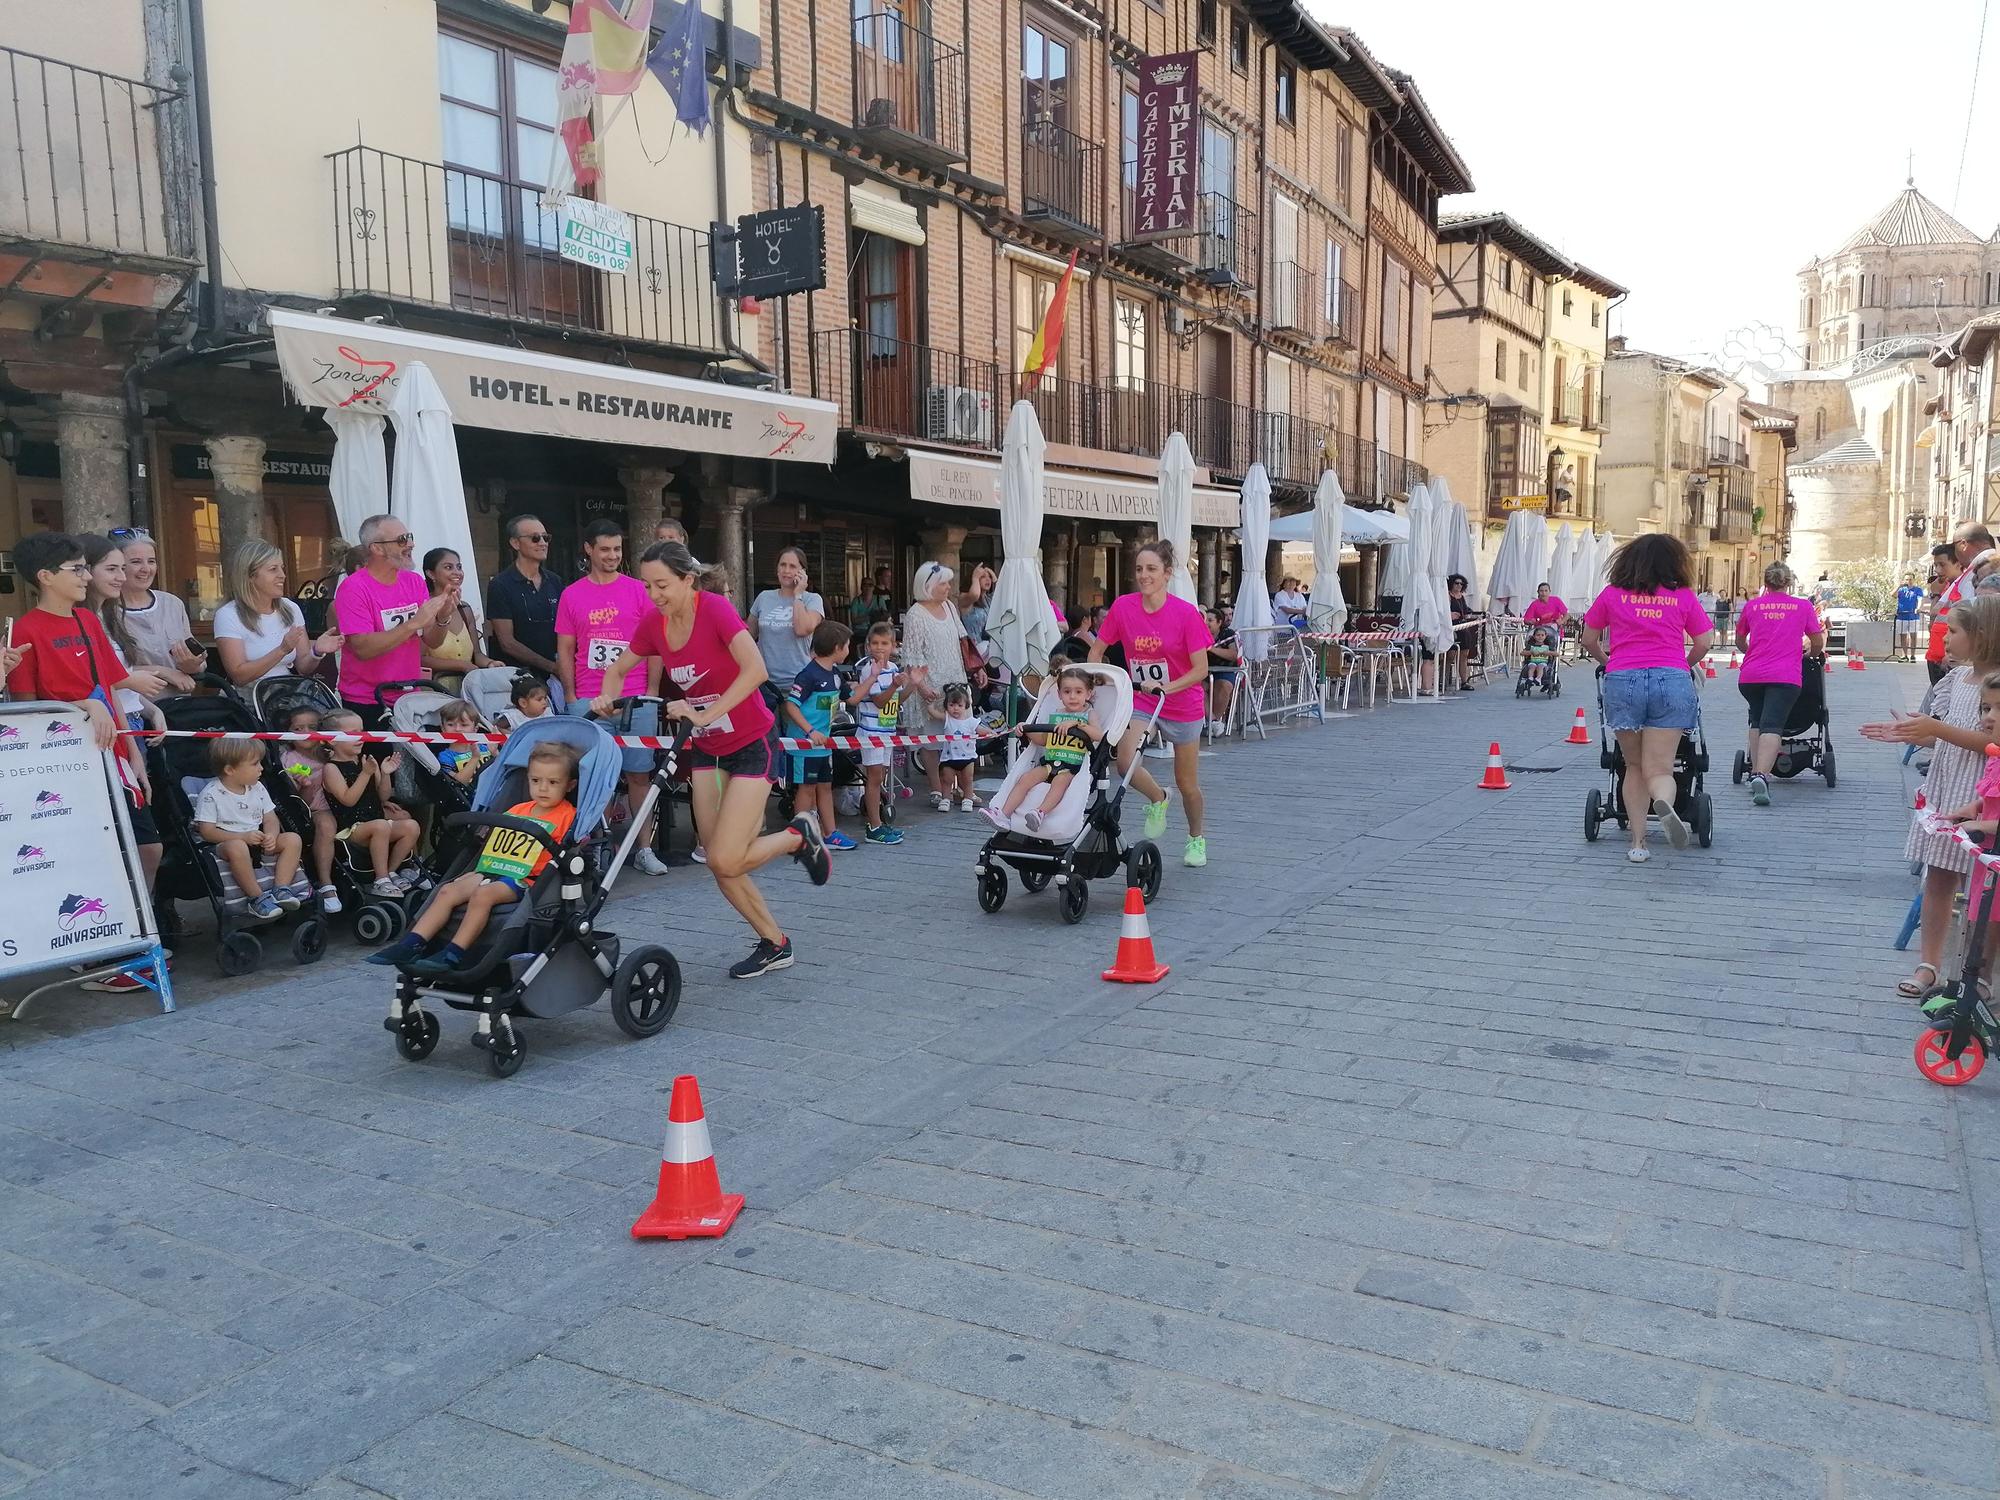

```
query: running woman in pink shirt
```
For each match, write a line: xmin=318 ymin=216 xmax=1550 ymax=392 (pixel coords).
xmin=1733 ymin=563 xmax=1825 ymax=806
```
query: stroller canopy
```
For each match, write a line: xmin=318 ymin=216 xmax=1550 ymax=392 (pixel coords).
xmin=472 ymin=716 xmax=623 ymax=834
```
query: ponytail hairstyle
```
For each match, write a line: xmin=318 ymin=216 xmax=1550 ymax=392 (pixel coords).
xmin=1135 ymin=537 xmax=1177 ymax=572
xmin=638 ymin=540 xmax=727 ymax=592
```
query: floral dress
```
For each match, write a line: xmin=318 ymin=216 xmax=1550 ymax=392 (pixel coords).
xmin=900 ymin=602 xmax=967 ymax=732
xmin=1908 ymin=665 xmax=1984 ymax=874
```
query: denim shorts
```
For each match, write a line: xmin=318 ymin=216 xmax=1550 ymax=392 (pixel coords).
xmin=1602 ymin=667 xmax=1698 ymax=732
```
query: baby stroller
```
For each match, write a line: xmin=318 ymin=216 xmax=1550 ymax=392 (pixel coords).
xmin=1730 ymin=655 xmax=1835 ymax=789
xmin=249 ymin=671 xmax=340 ymax=732
xmin=149 ymin=682 xmax=329 ymax=975
xmin=1581 ymin=667 xmax=1714 ymax=848
xmin=1513 ymin=625 xmax=1562 ymax=699
xmin=973 ymin=663 xmax=1161 ymax=924
xmin=384 ymin=678 xmax=487 ymax=859
xmin=381 ymin=715 xmax=688 ymax=1078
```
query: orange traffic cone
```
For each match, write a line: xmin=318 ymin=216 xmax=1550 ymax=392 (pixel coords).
xmin=631 ymin=1075 xmax=743 ymax=1240
xmin=1567 ymin=708 xmax=1590 ymax=745
xmin=1703 ymin=660 xmax=1717 ymax=679
xmin=1102 ymin=885 xmax=1170 ymax=984
xmin=1727 ymin=651 xmax=1740 ymax=671
xmin=1849 ymin=651 xmax=1866 ymax=671
xmin=1478 ymin=742 xmax=1511 ymax=790
xmin=1824 ymin=656 xmax=1834 ymax=674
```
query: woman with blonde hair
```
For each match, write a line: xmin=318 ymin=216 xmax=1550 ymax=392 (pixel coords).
xmin=902 ymin=560 xmax=971 ymax=809
xmin=112 ymin=530 xmax=206 ymax=676
xmin=214 ymin=539 xmax=342 ymax=686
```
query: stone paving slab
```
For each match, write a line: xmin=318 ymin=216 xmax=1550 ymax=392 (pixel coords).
xmin=4 ymin=660 xmax=1997 ymax=1497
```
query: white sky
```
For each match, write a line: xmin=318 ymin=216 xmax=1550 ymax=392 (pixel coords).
xmin=1313 ymin=0 xmax=2000 ymax=371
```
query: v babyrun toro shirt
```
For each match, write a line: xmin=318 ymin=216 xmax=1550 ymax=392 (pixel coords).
xmin=1583 ymin=586 xmax=1713 ymax=673
xmin=1098 ymin=592 xmax=1214 ymax=723
xmin=474 ymin=799 xmax=577 ymax=884
xmin=556 ymin=573 xmax=651 ymax=702
xmin=1737 ymin=592 xmax=1822 ymax=686
xmin=334 ymin=568 xmax=428 ymax=707
xmin=630 ymin=591 xmax=775 ymax=754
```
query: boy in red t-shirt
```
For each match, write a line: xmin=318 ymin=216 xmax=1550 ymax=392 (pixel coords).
xmin=3 ymin=532 xmax=164 ymax=992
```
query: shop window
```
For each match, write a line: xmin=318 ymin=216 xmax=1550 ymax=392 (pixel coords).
xmin=1494 ymin=338 xmax=1507 ymax=382
xmin=1228 ymin=12 xmax=1249 ymax=71
xmin=1196 ymin=0 xmax=1216 ymax=46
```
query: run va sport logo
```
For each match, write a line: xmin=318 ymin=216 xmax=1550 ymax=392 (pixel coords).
xmin=13 ymin=843 xmax=54 ymax=875
xmin=29 ymin=790 xmax=69 ymax=820
xmin=50 ymin=892 xmax=125 ymax=950
xmin=0 ymin=720 xmax=78 ymax=752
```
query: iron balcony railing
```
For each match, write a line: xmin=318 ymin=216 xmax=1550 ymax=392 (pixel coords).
xmin=0 ymin=44 xmax=190 ymax=260
xmin=1117 ymin=169 xmax=1258 ymax=286
xmin=1267 ymin=260 xmax=1321 ymax=338
xmin=851 ymin=11 xmax=967 ymax=166
xmin=1380 ymin=452 xmax=1428 ymax=501
xmin=1673 ymin=439 xmax=1705 ymax=472
xmin=1708 ymin=437 xmax=1749 ymax=467
xmin=1327 ymin=277 xmax=1362 ymax=347
xmin=329 ymin=145 xmax=723 ymax=353
xmin=809 ymin=327 xmax=1328 ymax=488
xmin=1335 ymin=433 xmax=1379 ymax=505
xmin=1556 ymin=378 xmax=1602 ymax=430
xmin=1020 ymin=118 xmax=1101 ymax=237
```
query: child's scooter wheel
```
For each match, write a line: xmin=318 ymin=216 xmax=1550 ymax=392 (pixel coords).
xmin=1915 ymin=1026 xmax=1985 ymax=1085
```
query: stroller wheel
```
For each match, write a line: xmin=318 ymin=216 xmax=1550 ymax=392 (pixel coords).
xmin=1821 ymin=746 xmax=1837 ymax=789
xmin=1058 ymin=879 xmax=1089 ymax=925
xmin=290 ymin=920 xmax=327 ymax=966
xmin=1694 ymin=793 xmax=1714 ymax=849
xmin=1583 ymin=788 xmax=1602 ymax=843
xmin=1915 ymin=1026 xmax=1985 ymax=1086
xmin=1127 ymin=841 xmax=1164 ymax=904
xmin=217 ymin=929 xmax=262 ymax=977
xmin=1731 ymin=750 xmax=1746 ymax=785
xmin=487 ymin=1025 xmax=527 ymax=1078
xmin=977 ymin=867 xmax=1008 ymax=913
xmin=611 ymin=945 xmax=682 ymax=1038
xmin=354 ymin=902 xmax=397 ymax=945
xmin=394 ymin=1009 xmax=441 ymax=1061
xmin=1019 ymin=868 xmax=1052 ymax=894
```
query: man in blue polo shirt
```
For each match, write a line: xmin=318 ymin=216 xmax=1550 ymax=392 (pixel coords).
xmin=1894 ymin=571 xmax=1925 ymax=662
xmin=486 ymin=514 xmax=565 ymax=701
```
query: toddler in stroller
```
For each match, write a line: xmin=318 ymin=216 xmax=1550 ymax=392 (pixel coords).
xmin=192 ymin=737 xmax=309 ymax=922
xmin=983 ymin=666 xmax=1106 ymax=833
xmin=1515 ymin=626 xmax=1560 ymax=697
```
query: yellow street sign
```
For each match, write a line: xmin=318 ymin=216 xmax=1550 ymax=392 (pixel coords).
xmin=1498 ymin=495 xmax=1548 ymax=511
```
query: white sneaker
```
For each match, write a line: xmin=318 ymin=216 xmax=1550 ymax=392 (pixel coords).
xmin=1627 ymin=847 xmax=1650 ymax=864
xmin=690 ymin=846 xmax=708 ymax=865
xmin=931 ymin=791 xmax=951 ymax=811
xmin=317 ymin=885 xmax=343 ymax=915
xmin=632 ymin=847 xmax=669 ymax=876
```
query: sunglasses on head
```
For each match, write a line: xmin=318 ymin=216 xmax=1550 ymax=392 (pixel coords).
xmin=108 ymin=526 xmax=152 ymax=541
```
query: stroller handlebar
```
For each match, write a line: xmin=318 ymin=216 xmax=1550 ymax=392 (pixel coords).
xmin=442 ymin=810 xmax=569 ymax=858
xmin=374 ymin=678 xmax=447 ymax=704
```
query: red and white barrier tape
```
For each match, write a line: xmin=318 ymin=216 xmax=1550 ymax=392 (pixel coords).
xmin=114 ymin=725 xmax=988 ymax=753
xmin=1916 ymin=810 xmax=2000 ymax=871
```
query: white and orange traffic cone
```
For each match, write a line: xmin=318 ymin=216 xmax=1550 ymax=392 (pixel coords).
xmin=1567 ymin=708 xmax=1590 ymax=745
xmin=631 ymin=1075 xmax=744 ymax=1241
xmin=1102 ymin=885 xmax=1170 ymax=984
xmin=1727 ymin=651 xmax=1740 ymax=671
xmin=1703 ymin=660 xmax=1717 ymax=679
xmin=1849 ymin=651 xmax=1866 ymax=671
xmin=1824 ymin=656 xmax=1834 ymax=674
xmin=1478 ymin=742 xmax=1511 ymax=790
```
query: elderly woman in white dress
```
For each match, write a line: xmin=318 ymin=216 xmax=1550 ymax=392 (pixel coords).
xmin=902 ymin=560 xmax=971 ymax=810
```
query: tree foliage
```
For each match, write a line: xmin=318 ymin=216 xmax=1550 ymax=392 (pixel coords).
xmin=1823 ymin=557 xmax=1904 ymax=619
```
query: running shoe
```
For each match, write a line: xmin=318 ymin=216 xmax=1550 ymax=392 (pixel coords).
xmin=979 ymin=807 xmax=1010 ymax=831
xmin=247 ymin=894 xmax=283 ymax=923
xmin=1183 ymin=835 xmax=1207 ymax=868
xmin=79 ymin=971 xmax=149 ymax=995
xmin=632 ymin=847 xmax=670 ymax=876
xmin=824 ymin=830 xmax=858 ymax=851
xmin=1627 ymin=847 xmax=1650 ymax=864
xmin=730 ymin=935 xmax=794 ymax=978
xmin=1143 ymin=796 xmax=1170 ymax=840
xmin=1749 ymin=775 xmax=1771 ymax=807
xmin=788 ymin=813 xmax=831 ymax=885
xmin=1651 ymin=798 xmax=1690 ymax=849
xmin=691 ymin=846 xmax=708 ymax=865
xmin=864 ymin=824 xmax=904 ymax=845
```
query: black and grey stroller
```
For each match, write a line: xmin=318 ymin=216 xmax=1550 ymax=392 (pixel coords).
xmin=1731 ymin=655 xmax=1834 ymax=789
xmin=974 ymin=663 xmax=1162 ymax=924
xmin=381 ymin=714 xmax=687 ymax=1078
xmin=1581 ymin=667 xmax=1714 ymax=848
xmin=1513 ymin=624 xmax=1563 ymax=698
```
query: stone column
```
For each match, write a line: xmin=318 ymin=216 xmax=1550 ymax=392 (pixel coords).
xmin=52 ymin=392 xmax=130 ymax=535
xmin=707 ymin=486 xmax=761 ymax=611
xmin=618 ymin=464 xmax=672 ymax=542
xmin=1359 ymin=545 xmax=1380 ymax=610
xmin=1042 ymin=522 xmax=1070 ymax=608
xmin=1265 ymin=538 xmax=1285 ymax=592
xmin=203 ymin=434 xmax=268 ymax=567
xmin=1198 ymin=531 xmax=1220 ymax=607
xmin=918 ymin=524 xmax=967 ymax=584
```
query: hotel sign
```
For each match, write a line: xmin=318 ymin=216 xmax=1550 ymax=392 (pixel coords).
xmin=1130 ymin=51 xmax=1200 ymax=239
xmin=909 ymin=450 xmax=1240 ymax=529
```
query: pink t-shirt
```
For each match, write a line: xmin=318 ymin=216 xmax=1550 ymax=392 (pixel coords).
xmin=1737 ymin=592 xmax=1822 ymax=687
xmin=556 ymin=573 xmax=651 ymax=701
xmin=1099 ymin=592 xmax=1215 ymax=723
xmin=1522 ymin=596 xmax=1567 ymax=626
xmin=1582 ymin=586 xmax=1713 ymax=673
xmin=334 ymin=568 xmax=428 ymax=707
xmin=630 ymin=590 xmax=775 ymax=754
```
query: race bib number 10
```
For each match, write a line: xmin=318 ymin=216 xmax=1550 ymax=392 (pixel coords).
xmin=1131 ymin=658 xmax=1170 ymax=691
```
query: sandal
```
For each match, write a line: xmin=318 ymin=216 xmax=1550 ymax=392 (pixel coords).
xmin=1898 ymin=962 xmax=1940 ymax=999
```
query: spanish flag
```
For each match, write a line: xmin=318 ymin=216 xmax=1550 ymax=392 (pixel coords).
xmin=1020 ymin=251 xmax=1078 ymax=394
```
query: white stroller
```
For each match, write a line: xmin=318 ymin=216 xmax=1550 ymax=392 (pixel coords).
xmin=973 ymin=662 xmax=1163 ymax=924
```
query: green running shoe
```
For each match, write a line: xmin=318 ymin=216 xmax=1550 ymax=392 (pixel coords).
xmin=1183 ymin=835 xmax=1207 ymax=868
xmin=1143 ymin=796 xmax=1170 ymax=840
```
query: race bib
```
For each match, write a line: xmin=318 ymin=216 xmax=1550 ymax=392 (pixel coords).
xmin=689 ymin=694 xmax=734 ymax=740
xmin=585 ymin=636 xmax=628 ymax=672
xmin=381 ymin=603 xmax=421 ymax=630
xmin=1131 ymin=658 xmax=1170 ymax=691
xmin=475 ymin=824 xmax=544 ymax=882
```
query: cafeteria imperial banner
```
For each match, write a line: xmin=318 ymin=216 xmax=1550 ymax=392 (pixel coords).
xmin=268 ymin=309 xmax=836 ymax=464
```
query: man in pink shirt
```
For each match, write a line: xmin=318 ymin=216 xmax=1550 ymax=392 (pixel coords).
xmin=335 ymin=514 xmax=453 ymax=727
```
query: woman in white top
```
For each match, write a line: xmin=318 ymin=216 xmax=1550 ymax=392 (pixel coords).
xmin=213 ymin=539 xmax=342 ymax=686
xmin=1272 ymin=577 xmax=1309 ymax=625
xmin=114 ymin=531 xmax=206 ymax=677
xmin=902 ymin=560 xmax=970 ymax=809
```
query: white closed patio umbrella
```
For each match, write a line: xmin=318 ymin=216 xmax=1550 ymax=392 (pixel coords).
xmin=1546 ymin=521 xmax=1575 ymax=608
xmin=1157 ymin=432 xmax=1198 ymax=603
xmin=1591 ymin=531 xmax=1616 ymax=598
xmin=1234 ymin=463 xmax=1276 ymax=662
xmin=327 ymin=410 xmax=387 ymax=544
xmin=989 ymin=400 xmax=1060 ymax=682
xmin=1486 ymin=508 xmax=1540 ymax=614
xmin=1401 ymin=481 xmax=1451 ymax=654
xmin=1308 ymin=469 xmax=1348 ymax=632
xmin=388 ymin=362 xmax=480 ymax=606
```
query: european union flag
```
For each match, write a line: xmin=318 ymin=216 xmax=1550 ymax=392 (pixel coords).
xmin=646 ymin=0 xmax=711 ymax=136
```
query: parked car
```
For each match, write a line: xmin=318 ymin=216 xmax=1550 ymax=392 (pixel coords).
xmin=1823 ymin=606 xmax=1866 ymax=652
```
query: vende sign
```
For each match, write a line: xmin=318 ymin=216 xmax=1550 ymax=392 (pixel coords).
xmin=1131 ymin=51 xmax=1199 ymax=238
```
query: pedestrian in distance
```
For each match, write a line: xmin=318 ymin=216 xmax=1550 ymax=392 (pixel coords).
xmin=485 ymin=514 xmax=565 ymax=697
xmin=113 ymin=530 xmax=207 ymax=679
xmin=588 ymin=541 xmax=830 ymax=980
xmin=937 ymin=681 xmax=982 ymax=811
xmin=1579 ymin=533 xmax=1716 ymax=864
xmin=1735 ymin=564 xmax=1826 ymax=807
xmin=214 ymin=539 xmax=341 ymax=686
xmin=319 ymin=708 xmax=423 ymax=897
xmin=419 ymin=547 xmax=498 ymax=694
xmin=1091 ymin=538 xmax=1215 ymax=867
xmin=746 ymin=545 xmax=826 ymax=707
xmin=901 ymin=560 xmax=972 ymax=810
xmin=1863 ymin=594 xmax=2000 ymax=999
xmin=1927 ymin=542 xmax=1964 ymax=684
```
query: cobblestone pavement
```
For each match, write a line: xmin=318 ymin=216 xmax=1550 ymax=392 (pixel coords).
xmin=5 ymin=660 xmax=1997 ymax=1499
